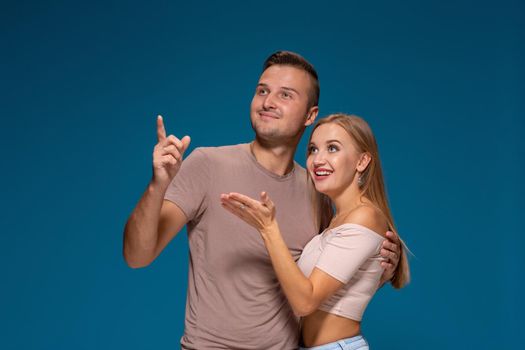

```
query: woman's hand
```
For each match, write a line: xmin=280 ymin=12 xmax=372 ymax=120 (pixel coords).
xmin=220 ymin=192 xmax=278 ymax=236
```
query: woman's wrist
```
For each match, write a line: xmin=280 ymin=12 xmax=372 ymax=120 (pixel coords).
xmin=260 ymin=221 xmax=280 ymax=241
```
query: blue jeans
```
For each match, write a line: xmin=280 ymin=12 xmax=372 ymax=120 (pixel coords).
xmin=299 ymin=335 xmax=369 ymax=350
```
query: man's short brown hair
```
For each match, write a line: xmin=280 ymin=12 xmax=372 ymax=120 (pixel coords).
xmin=262 ymin=51 xmax=320 ymax=108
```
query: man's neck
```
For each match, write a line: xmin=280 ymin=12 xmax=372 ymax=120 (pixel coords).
xmin=250 ymin=138 xmax=298 ymax=176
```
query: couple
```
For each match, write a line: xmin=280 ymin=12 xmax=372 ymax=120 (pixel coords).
xmin=123 ymin=51 xmax=409 ymax=349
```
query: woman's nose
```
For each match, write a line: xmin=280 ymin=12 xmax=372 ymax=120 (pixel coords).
xmin=312 ymin=153 xmax=326 ymax=166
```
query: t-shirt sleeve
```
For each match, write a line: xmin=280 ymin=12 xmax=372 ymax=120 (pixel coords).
xmin=316 ymin=225 xmax=382 ymax=284
xmin=164 ymin=147 xmax=210 ymax=221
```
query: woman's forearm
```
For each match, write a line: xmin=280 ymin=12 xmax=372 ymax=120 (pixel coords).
xmin=260 ymin=223 xmax=318 ymax=316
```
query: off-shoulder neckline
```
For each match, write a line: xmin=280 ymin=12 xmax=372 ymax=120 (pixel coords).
xmin=323 ymin=223 xmax=385 ymax=240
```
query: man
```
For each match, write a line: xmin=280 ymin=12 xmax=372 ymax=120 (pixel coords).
xmin=123 ymin=51 xmax=401 ymax=349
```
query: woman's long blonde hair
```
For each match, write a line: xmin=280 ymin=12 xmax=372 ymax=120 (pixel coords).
xmin=308 ymin=113 xmax=410 ymax=288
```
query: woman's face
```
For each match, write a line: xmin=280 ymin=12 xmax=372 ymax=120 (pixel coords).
xmin=307 ymin=123 xmax=363 ymax=197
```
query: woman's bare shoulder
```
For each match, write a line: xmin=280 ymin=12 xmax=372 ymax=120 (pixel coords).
xmin=343 ymin=205 xmax=388 ymax=238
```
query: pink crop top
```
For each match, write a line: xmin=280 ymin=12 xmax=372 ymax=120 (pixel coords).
xmin=297 ymin=223 xmax=384 ymax=321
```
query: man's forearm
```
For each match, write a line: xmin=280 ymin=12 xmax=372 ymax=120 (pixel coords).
xmin=123 ymin=181 xmax=168 ymax=268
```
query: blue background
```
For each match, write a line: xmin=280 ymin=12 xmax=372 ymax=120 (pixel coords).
xmin=1 ymin=0 xmax=523 ymax=349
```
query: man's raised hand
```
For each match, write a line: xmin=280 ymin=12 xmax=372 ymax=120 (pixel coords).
xmin=152 ymin=115 xmax=191 ymax=186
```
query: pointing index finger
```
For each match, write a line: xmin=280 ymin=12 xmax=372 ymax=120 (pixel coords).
xmin=157 ymin=115 xmax=167 ymax=142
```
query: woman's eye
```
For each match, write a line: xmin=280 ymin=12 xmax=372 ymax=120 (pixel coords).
xmin=328 ymin=145 xmax=338 ymax=152
xmin=308 ymin=146 xmax=318 ymax=154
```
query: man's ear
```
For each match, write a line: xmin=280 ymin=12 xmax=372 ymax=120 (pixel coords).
xmin=305 ymin=106 xmax=319 ymax=126
xmin=357 ymin=152 xmax=372 ymax=172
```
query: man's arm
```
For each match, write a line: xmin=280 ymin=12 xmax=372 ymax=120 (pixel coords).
xmin=123 ymin=186 xmax=188 ymax=268
xmin=123 ymin=115 xmax=190 ymax=268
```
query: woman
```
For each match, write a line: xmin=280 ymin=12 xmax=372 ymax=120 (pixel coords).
xmin=221 ymin=114 xmax=410 ymax=349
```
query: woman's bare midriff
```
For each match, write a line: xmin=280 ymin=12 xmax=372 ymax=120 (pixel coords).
xmin=301 ymin=309 xmax=361 ymax=347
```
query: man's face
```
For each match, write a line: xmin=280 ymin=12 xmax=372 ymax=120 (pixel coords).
xmin=250 ymin=65 xmax=318 ymax=142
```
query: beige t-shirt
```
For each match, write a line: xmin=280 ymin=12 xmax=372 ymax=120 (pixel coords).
xmin=297 ymin=223 xmax=384 ymax=321
xmin=165 ymin=144 xmax=317 ymax=350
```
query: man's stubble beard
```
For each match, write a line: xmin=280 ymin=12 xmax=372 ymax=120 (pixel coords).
xmin=251 ymin=119 xmax=282 ymax=140
xmin=251 ymin=118 xmax=305 ymax=147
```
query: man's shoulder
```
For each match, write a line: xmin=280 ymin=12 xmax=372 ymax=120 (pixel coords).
xmin=193 ymin=143 xmax=247 ymax=154
xmin=187 ymin=144 xmax=249 ymax=166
